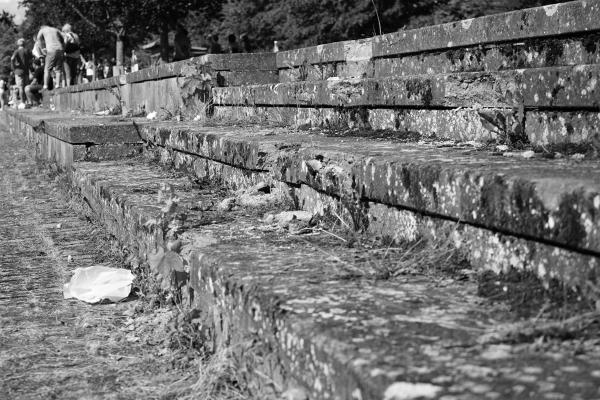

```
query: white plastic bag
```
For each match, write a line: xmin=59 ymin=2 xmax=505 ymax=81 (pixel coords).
xmin=64 ymin=265 xmax=135 ymax=303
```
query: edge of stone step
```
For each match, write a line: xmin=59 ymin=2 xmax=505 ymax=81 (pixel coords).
xmin=277 ymin=1 xmax=600 ymax=68
xmin=211 ymin=105 xmax=600 ymax=151
xmin=2 ymin=110 xmax=144 ymax=164
xmin=4 ymin=109 xmax=599 ymax=298
xmin=68 ymin=157 xmax=600 ymax=400
xmin=51 ymin=52 xmax=278 ymax=95
xmin=213 ymin=64 xmax=600 ymax=109
xmin=279 ymin=32 xmax=600 ymax=82
xmin=138 ymin=123 xmax=600 ymax=255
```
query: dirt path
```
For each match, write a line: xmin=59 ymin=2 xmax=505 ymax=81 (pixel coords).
xmin=0 ymin=128 xmax=213 ymax=400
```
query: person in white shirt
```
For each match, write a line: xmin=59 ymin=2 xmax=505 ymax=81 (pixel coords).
xmin=36 ymin=25 xmax=65 ymax=90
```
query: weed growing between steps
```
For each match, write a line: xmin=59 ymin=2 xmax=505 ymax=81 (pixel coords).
xmin=476 ymin=268 xmax=600 ymax=348
xmin=41 ymin=164 xmax=249 ymax=399
xmin=42 ymin=149 xmax=600 ymax=396
xmin=270 ymin=207 xmax=600 ymax=348
xmin=145 ymin=141 xmax=600 ymax=338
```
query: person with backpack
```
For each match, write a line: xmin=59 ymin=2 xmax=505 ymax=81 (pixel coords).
xmin=62 ymin=24 xmax=81 ymax=86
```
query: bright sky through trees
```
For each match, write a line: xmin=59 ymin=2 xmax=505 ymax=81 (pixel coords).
xmin=0 ymin=0 xmax=25 ymax=24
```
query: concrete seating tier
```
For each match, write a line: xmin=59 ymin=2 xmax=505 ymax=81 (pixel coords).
xmin=277 ymin=1 xmax=600 ymax=81
xmin=3 ymin=110 xmax=145 ymax=165
xmin=3 ymin=111 xmax=600 ymax=399
xmin=50 ymin=53 xmax=278 ymax=116
xmin=3 ymin=2 xmax=600 ymax=399
xmin=45 ymin=2 xmax=600 ymax=152
xmin=212 ymin=64 xmax=600 ymax=148
xmin=3 ymin=107 xmax=600 ymax=295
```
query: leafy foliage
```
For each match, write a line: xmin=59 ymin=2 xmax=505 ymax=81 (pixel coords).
xmin=10 ymin=0 xmax=562 ymax=61
xmin=212 ymin=0 xmax=562 ymax=51
xmin=0 ymin=11 xmax=18 ymax=80
xmin=19 ymin=0 xmax=207 ymax=60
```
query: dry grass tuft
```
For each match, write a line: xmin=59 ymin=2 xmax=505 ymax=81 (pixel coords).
xmin=326 ymin=235 xmax=467 ymax=281
xmin=178 ymin=345 xmax=246 ymax=400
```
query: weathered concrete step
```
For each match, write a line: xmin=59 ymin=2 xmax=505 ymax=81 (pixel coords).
xmin=212 ymin=105 xmax=600 ymax=150
xmin=6 ymin=110 xmax=600 ymax=293
xmin=49 ymin=53 xmax=279 ymax=117
xmin=2 ymin=110 xmax=144 ymax=166
xmin=140 ymin=123 xmax=600 ymax=254
xmin=4 ymin=108 xmax=148 ymax=144
xmin=53 ymin=52 xmax=278 ymax=94
xmin=132 ymin=122 xmax=600 ymax=297
xmin=278 ymin=1 xmax=600 ymax=69
xmin=214 ymin=64 xmax=600 ymax=109
xmin=64 ymin=156 xmax=600 ymax=400
xmin=280 ymin=33 xmax=600 ymax=82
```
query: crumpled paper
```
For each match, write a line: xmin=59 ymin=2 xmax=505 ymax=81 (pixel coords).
xmin=64 ymin=265 xmax=134 ymax=303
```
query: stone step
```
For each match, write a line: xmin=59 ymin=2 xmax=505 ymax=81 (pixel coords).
xmin=214 ymin=65 xmax=600 ymax=109
xmin=6 ymin=110 xmax=600 ymax=294
xmin=2 ymin=109 xmax=144 ymax=165
xmin=213 ymin=105 xmax=600 ymax=152
xmin=5 ymin=109 xmax=149 ymax=144
xmin=54 ymin=52 xmax=278 ymax=95
xmin=278 ymin=1 xmax=600 ymax=81
xmin=213 ymin=65 xmax=600 ymax=149
xmin=50 ymin=53 xmax=279 ymax=117
xmin=67 ymin=156 xmax=600 ymax=400
xmin=139 ymin=122 xmax=600 ymax=292
xmin=139 ymin=123 xmax=600 ymax=255
xmin=211 ymin=105 xmax=600 ymax=150
xmin=280 ymin=34 xmax=600 ymax=82
xmin=6 ymin=109 xmax=600 ymax=398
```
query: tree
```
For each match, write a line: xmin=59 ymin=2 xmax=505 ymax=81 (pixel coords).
xmin=20 ymin=0 xmax=121 ymax=59
xmin=19 ymin=0 xmax=208 ymax=63
xmin=0 ymin=11 xmax=18 ymax=80
xmin=218 ymin=0 xmax=286 ymax=51
xmin=214 ymin=0 xmax=563 ymax=52
xmin=17 ymin=0 xmax=564 ymax=61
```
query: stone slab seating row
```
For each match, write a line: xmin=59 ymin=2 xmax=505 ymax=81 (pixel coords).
xmin=3 ymin=1 xmax=600 ymax=399
xmin=3 ymin=110 xmax=600 ymax=400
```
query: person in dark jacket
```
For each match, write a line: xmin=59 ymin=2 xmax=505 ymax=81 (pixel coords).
xmin=11 ymin=38 xmax=32 ymax=105
xmin=173 ymin=24 xmax=191 ymax=61
xmin=25 ymin=58 xmax=52 ymax=105
xmin=209 ymin=34 xmax=222 ymax=54
xmin=240 ymin=33 xmax=252 ymax=53
xmin=227 ymin=33 xmax=241 ymax=53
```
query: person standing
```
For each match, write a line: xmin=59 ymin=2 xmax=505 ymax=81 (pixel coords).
xmin=227 ymin=34 xmax=240 ymax=53
xmin=11 ymin=38 xmax=32 ymax=106
xmin=209 ymin=34 xmax=222 ymax=54
xmin=240 ymin=33 xmax=251 ymax=53
xmin=36 ymin=25 xmax=65 ymax=90
xmin=0 ymin=78 xmax=8 ymax=109
xmin=102 ymin=59 xmax=113 ymax=79
xmin=61 ymin=24 xmax=81 ymax=86
xmin=173 ymin=24 xmax=191 ymax=61
xmin=84 ymin=55 xmax=94 ymax=82
xmin=130 ymin=49 xmax=139 ymax=72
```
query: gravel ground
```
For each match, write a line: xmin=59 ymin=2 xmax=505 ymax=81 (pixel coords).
xmin=0 ymin=127 xmax=223 ymax=400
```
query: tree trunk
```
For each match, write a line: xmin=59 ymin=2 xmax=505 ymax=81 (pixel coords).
xmin=160 ymin=22 xmax=169 ymax=62
xmin=116 ymin=35 xmax=124 ymax=66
